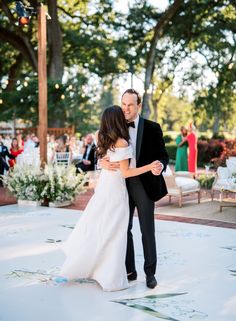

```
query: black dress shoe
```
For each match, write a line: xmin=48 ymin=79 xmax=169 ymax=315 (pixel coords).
xmin=127 ymin=271 xmax=137 ymax=281
xmin=146 ymin=275 xmax=157 ymax=289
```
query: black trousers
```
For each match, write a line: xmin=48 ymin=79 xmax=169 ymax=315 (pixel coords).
xmin=126 ymin=176 xmax=156 ymax=277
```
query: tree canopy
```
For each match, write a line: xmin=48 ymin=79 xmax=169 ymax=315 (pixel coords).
xmin=0 ymin=0 xmax=235 ymax=135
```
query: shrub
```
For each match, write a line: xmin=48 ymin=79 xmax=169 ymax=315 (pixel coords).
xmin=211 ymin=133 xmax=226 ymax=140
xmin=163 ymin=134 xmax=173 ymax=143
xmin=197 ymin=140 xmax=225 ymax=167
xmin=211 ymin=140 xmax=236 ymax=167
xmin=165 ymin=142 xmax=177 ymax=162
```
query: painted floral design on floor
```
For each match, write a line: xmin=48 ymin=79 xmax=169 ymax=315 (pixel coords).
xmin=45 ymin=238 xmax=62 ymax=243
xmin=60 ymin=224 xmax=75 ymax=229
xmin=7 ymin=268 xmax=95 ymax=285
xmin=221 ymin=245 xmax=236 ymax=276
xmin=112 ymin=293 xmax=208 ymax=320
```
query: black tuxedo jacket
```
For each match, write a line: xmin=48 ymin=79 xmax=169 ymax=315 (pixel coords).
xmin=82 ymin=142 xmax=97 ymax=171
xmin=135 ymin=117 xmax=169 ymax=202
xmin=0 ymin=144 xmax=15 ymax=172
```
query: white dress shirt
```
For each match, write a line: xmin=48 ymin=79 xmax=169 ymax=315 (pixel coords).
xmin=84 ymin=144 xmax=93 ymax=160
xmin=128 ymin=115 xmax=140 ymax=168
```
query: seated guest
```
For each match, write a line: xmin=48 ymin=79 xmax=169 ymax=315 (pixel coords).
xmin=51 ymin=135 xmax=72 ymax=165
xmin=32 ymin=135 xmax=40 ymax=148
xmin=76 ymin=133 xmax=96 ymax=172
xmin=9 ymin=138 xmax=23 ymax=168
xmin=16 ymin=133 xmax=24 ymax=150
xmin=0 ymin=141 xmax=15 ymax=185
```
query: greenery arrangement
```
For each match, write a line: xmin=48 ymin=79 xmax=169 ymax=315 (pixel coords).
xmin=0 ymin=164 xmax=46 ymax=201
xmin=1 ymin=164 xmax=88 ymax=204
xmin=197 ymin=174 xmax=215 ymax=190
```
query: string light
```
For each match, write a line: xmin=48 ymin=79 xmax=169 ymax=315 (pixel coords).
xmin=24 ymin=81 xmax=28 ymax=87
xmin=0 ymin=99 xmax=3 ymax=104
xmin=55 ymin=83 xmax=59 ymax=89
xmin=61 ymin=94 xmax=65 ymax=100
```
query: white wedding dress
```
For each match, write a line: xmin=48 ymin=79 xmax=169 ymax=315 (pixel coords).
xmin=60 ymin=146 xmax=133 ymax=291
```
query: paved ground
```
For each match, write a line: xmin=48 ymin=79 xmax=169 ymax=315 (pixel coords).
xmin=0 ymin=205 xmax=236 ymax=321
xmin=1 ymin=185 xmax=235 ymax=229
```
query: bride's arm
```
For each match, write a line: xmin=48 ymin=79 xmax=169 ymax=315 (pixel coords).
xmin=120 ymin=159 xmax=157 ymax=178
xmin=116 ymin=138 xmax=157 ymax=178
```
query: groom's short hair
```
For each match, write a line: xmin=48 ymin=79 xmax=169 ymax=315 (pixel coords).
xmin=122 ymin=89 xmax=141 ymax=105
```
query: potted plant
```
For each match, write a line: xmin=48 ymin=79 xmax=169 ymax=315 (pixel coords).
xmin=41 ymin=164 xmax=87 ymax=207
xmin=1 ymin=163 xmax=46 ymax=206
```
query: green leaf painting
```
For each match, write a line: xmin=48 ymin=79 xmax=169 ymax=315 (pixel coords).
xmin=112 ymin=292 xmax=187 ymax=321
xmin=113 ymin=302 xmax=180 ymax=321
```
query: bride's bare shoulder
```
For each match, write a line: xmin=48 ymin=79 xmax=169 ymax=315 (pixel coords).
xmin=115 ymin=138 xmax=129 ymax=148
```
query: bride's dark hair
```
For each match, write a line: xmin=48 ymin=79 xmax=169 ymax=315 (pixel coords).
xmin=97 ymin=105 xmax=130 ymax=158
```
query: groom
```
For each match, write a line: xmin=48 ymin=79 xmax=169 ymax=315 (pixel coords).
xmin=102 ymin=89 xmax=169 ymax=289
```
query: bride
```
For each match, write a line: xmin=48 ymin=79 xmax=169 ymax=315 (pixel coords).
xmin=60 ymin=105 xmax=158 ymax=291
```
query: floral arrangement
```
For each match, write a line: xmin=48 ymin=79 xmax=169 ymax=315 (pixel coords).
xmin=41 ymin=164 xmax=88 ymax=203
xmin=1 ymin=163 xmax=88 ymax=204
xmin=1 ymin=163 xmax=46 ymax=201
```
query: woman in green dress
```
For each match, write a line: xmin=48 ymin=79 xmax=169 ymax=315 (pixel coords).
xmin=175 ymin=126 xmax=188 ymax=171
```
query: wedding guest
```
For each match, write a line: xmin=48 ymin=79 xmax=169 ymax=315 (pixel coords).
xmin=9 ymin=138 xmax=23 ymax=168
xmin=180 ymin=123 xmax=198 ymax=176
xmin=24 ymin=134 xmax=35 ymax=150
xmin=16 ymin=133 xmax=24 ymax=150
xmin=175 ymin=126 xmax=188 ymax=172
xmin=0 ymin=141 xmax=15 ymax=185
xmin=186 ymin=123 xmax=198 ymax=176
xmin=75 ymin=133 xmax=97 ymax=172
xmin=51 ymin=135 xmax=72 ymax=164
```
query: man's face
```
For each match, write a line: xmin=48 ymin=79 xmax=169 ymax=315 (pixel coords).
xmin=121 ymin=93 xmax=141 ymax=122
xmin=86 ymin=134 xmax=93 ymax=145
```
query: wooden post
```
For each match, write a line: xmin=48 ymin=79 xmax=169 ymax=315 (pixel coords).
xmin=37 ymin=5 xmax=48 ymax=165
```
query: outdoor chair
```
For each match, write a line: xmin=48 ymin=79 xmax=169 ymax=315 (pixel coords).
xmin=211 ymin=159 xmax=236 ymax=200
xmin=163 ymin=166 xmax=201 ymax=207
xmin=55 ymin=152 xmax=71 ymax=167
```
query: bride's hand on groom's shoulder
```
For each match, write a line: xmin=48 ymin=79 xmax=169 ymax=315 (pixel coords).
xmin=99 ymin=156 xmax=120 ymax=171
xmin=150 ymin=160 xmax=163 ymax=176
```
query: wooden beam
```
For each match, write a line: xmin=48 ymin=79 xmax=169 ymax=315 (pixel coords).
xmin=37 ymin=5 xmax=48 ymax=165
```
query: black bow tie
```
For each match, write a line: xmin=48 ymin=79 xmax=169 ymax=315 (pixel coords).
xmin=127 ymin=121 xmax=135 ymax=128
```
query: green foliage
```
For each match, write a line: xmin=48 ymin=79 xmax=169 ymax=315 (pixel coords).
xmin=197 ymin=139 xmax=225 ymax=167
xmin=165 ymin=142 xmax=177 ymax=162
xmin=197 ymin=174 xmax=215 ymax=190
xmin=0 ymin=75 xmax=101 ymax=133
xmin=1 ymin=0 xmax=236 ymax=134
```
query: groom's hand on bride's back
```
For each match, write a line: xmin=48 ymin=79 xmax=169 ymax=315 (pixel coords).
xmin=99 ymin=156 xmax=120 ymax=171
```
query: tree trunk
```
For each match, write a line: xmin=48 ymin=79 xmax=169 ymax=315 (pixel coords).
xmin=212 ymin=112 xmax=220 ymax=134
xmin=47 ymin=0 xmax=63 ymax=80
xmin=142 ymin=0 xmax=182 ymax=118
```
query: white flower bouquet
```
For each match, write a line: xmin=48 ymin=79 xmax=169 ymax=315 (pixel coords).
xmin=1 ymin=163 xmax=46 ymax=201
xmin=41 ymin=164 xmax=88 ymax=203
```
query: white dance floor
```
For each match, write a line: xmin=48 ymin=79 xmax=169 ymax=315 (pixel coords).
xmin=0 ymin=205 xmax=235 ymax=321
